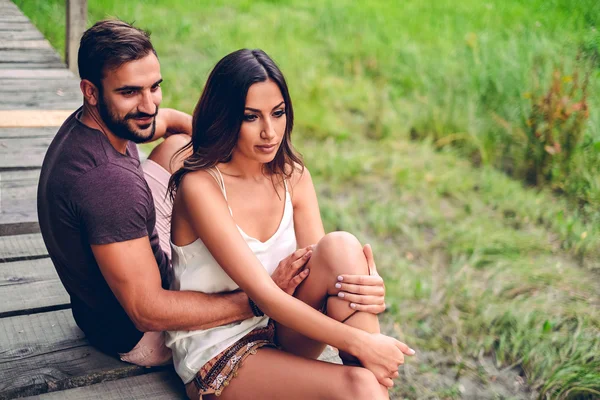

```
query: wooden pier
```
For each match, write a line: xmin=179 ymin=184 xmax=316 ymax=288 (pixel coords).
xmin=0 ymin=1 xmax=341 ymax=398
xmin=0 ymin=1 xmax=185 ymax=397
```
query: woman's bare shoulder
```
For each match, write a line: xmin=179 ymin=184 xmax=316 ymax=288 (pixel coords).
xmin=177 ymin=169 xmax=223 ymax=202
xmin=288 ymin=162 xmax=310 ymax=188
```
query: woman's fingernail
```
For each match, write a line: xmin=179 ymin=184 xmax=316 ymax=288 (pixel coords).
xmin=337 ymin=276 xmax=343 ymax=281
xmin=305 ymin=251 xmax=312 ymax=257
xmin=338 ymin=292 xmax=345 ymax=298
xmin=409 ymin=348 xmax=416 ymax=355
xmin=350 ymin=303 xmax=356 ymax=309
xmin=303 ymin=269 xmax=310 ymax=274
xmin=335 ymin=283 xmax=341 ymax=289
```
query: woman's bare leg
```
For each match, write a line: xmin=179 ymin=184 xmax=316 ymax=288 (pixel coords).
xmin=201 ymin=347 xmax=384 ymax=400
xmin=275 ymin=231 xmax=388 ymax=397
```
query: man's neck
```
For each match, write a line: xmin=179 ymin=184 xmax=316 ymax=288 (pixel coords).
xmin=80 ymin=105 xmax=129 ymax=155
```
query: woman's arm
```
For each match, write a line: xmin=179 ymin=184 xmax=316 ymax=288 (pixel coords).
xmin=178 ymin=171 xmax=409 ymax=385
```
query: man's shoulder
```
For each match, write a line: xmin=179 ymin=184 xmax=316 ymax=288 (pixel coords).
xmin=44 ymin=112 xmax=110 ymax=181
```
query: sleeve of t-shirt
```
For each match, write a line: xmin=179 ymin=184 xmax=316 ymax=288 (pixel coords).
xmin=70 ymin=164 xmax=152 ymax=245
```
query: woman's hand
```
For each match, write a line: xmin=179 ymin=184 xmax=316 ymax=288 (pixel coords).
xmin=270 ymin=246 xmax=313 ymax=296
xmin=357 ymin=333 xmax=415 ymax=387
xmin=333 ymin=244 xmax=386 ymax=314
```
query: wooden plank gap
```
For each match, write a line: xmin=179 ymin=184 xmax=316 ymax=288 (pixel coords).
xmin=0 ymin=302 xmax=71 ymax=319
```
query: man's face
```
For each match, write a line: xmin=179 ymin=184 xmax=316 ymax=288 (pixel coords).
xmin=97 ymin=53 xmax=162 ymax=143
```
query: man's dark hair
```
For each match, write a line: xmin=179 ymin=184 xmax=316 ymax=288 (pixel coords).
xmin=78 ymin=19 xmax=157 ymax=88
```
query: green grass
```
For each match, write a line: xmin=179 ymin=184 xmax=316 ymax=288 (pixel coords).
xmin=13 ymin=0 xmax=600 ymax=398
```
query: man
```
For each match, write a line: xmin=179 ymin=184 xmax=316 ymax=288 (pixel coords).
xmin=37 ymin=19 xmax=387 ymax=366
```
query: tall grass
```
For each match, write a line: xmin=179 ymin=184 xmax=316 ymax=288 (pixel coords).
xmin=14 ymin=0 xmax=600 ymax=205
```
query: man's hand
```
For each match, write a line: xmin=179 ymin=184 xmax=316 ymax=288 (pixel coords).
xmin=333 ymin=244 xmax=386 ymax=314
xmin=271 ymin=246 xmax=313 ymax=295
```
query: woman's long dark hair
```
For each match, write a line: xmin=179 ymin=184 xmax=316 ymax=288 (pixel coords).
xmin=168 ymin=49 xmax=304 ymax=201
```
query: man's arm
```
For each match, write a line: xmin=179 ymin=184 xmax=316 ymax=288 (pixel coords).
xmin=149 ymin=108 xmax=192 ymax=142
xmin=92 ymin=237 xmax=252 ymax=332
xmin=91 ymin=236 xmax=311 ymax=332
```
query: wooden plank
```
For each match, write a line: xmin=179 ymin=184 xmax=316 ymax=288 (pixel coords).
xmin=0 ymin=31 xmax=45 ymax=41
xmin=0 ymin=15 xmax=29 ymax=23
xmin=0 ymin=10 xmax=23 ymax=16
xmin=0 ymin=99 xmax=80 ymax=111
xmin=0 ymin=90 xmax=81 ymax=110
xmin=0 ymin=310 xmax=158 ymax=399
xmin=0 ymin=127 xmax=57 ymax=138
xmin=0 ymin=40 xmax=53 ymax=50
xmin=0 ymin=69 xmax=74 ymax=79
xmin=0 ymin=49 xmax=62 ymax=64
xmin=0 ymin=86 xmax=80 ymax=99
xmin=0 ymin=79 xmax=79 ymax=92
xmin=0 ymin=137 xmax=52 ymax=169
xmin=0 ymin=170 xmax=40 ymax=236
xmin=0 ymin=233 xmax=47 ymax=262
xmin=0 ymin=63 xmax=66 ymax=70
xmin=0 ymin=111 xmax=74 ymax=128
xmin=21 ymin=371 xmax=185 ymax=400
xmin=66 ymin=0 xmax=87 ymax=76
xmin=19 ymin=352 xmax=339 ymax=399
xmin=0 ymin=258 xmax=69 ymax=317
xmin=0 ymin=9 xmax=22 ymax=16
xmin=0 ymin=22 xmax=37 ymax=32
xmin=319 ymin=345 xmax=341 ymax=364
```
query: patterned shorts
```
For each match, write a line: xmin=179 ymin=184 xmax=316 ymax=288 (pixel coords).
xmin=185 ymin=321 xmax=277 ymax=399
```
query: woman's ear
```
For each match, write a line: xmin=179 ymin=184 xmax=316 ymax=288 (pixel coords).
xmin=80 ymin=79 xmax=99 ymax=106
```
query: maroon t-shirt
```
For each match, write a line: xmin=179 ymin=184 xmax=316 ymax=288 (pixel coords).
xmin=37 ymin=108 xmax=169 ymax=355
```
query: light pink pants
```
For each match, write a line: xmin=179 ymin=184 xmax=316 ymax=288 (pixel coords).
xmin=118 ymin=159 xmax=174 ymax=367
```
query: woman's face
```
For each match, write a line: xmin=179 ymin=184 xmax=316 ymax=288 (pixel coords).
xmin=235 ymin=79 xmax=286 ymax=164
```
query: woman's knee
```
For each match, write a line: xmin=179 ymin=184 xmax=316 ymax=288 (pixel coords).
xmin=340 ymin=367 xmax=382 ymax=399
xmin=148 ymin=134 xmax=191 ymax=173
xmin=311 ymin=231 xmax=368 ymax=277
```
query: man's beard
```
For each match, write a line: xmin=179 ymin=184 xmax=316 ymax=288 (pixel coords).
xmin=97 ymin=95 xmax=158 ymax=144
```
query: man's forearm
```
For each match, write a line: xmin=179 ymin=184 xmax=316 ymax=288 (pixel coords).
xmin=162 ymin=108 xmax=192 ymax=136
xmin=137 ymin=289 xmax=254 ymax=332
xmin=149 ymin=108 xmax=192 ymax=142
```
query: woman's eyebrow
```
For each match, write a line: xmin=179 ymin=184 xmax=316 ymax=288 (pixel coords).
xmin=244 ymin=101 xmax=285 ymax=113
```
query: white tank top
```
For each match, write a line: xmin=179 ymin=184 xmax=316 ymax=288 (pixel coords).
xmin=166 ymin=167 xmax=297 ymax=384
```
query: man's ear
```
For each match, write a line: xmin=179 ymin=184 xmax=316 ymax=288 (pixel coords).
xmin=80 ymin=79 xmax=99 ymax=106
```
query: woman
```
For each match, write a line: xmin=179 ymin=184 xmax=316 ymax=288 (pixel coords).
xmin=167 ymin=49 xmax=414 ymax=400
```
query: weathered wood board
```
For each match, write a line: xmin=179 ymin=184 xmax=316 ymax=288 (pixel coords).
xmin=0 ymin=49 xmax=63 ymax=64
xmin=0 ymin=137 xmax=52 ymax=169
xmin=0 ymin=40 xmax=53 ymax=50
xmin=0 ymin=31 xmax=45 ymax=41
xmin=0 ymin=63 xmax=66 ymax=70
xmin=0 ymin=233 xmax=47 ymax=262
xmin=0 ymin=22 xmax=43 ymax=32
xmin=0 ymin=91 xmax=81 ymax=110
xmin=0 ymin=169 xmax=40 ymax=236
xmin=0 ymin=69 xmax=74 ymax=79
xmin=0 ymin=257 xmax=69 ymax=317
xmin=0 ymin=127 xmax=57 ymax=138
xmin=0 ymin=79 xmax=80 ymax=92
xmin=20 ymin=371 xmax=185 ymax=400
xmin=0 ymin=309 xmax=158 ymax=399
